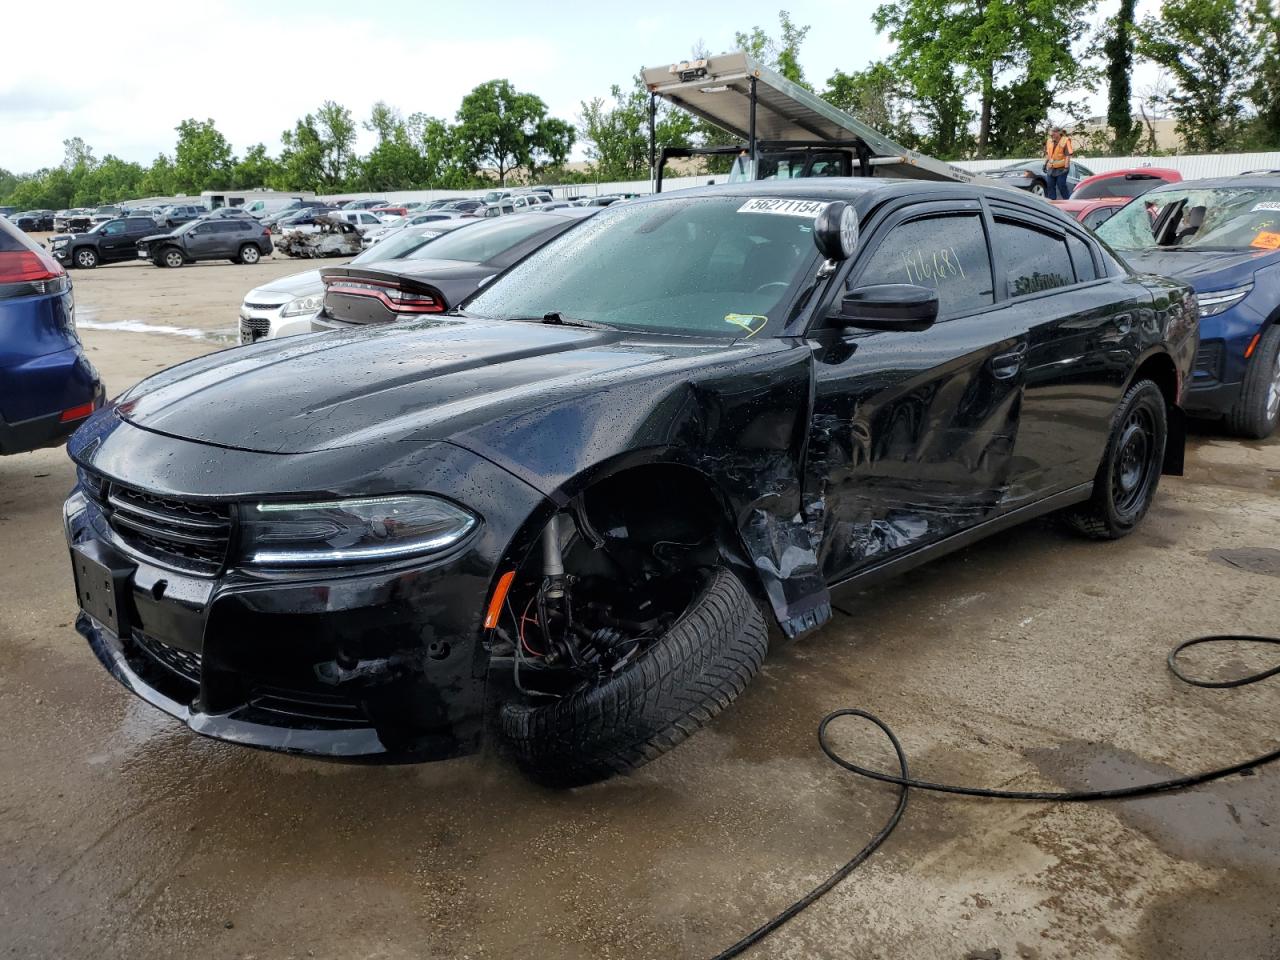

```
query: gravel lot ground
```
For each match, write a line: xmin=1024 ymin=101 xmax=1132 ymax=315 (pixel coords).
xmin=1 ymin=254 xmax=1277 ymax=960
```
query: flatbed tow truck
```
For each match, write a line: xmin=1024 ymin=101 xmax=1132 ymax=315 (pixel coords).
xmin=643 ymin=52 xmax=991 ymax=191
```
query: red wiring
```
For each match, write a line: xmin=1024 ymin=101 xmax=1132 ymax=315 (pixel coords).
xmin=518 ymin=594 xmax=543 ymax=656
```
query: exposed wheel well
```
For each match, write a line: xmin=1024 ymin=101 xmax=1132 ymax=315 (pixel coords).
xmin=564 ymin=462 xmax=770 ymax=609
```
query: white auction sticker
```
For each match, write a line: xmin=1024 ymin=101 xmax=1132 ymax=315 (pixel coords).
xmin=1252 ymin=201 xmax=1280 ymax=212
xmin=737 ymin=198 xmax=830 ymax=217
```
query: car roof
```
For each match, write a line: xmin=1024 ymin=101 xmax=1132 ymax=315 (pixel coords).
xmin=1143 ymin=174 xmax=1280 ymax=191
xmin=650 ymin=176 xmax=1061 ymax=216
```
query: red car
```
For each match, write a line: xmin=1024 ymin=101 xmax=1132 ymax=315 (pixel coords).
xmin=370 ymin=206 xmax=408 ymax=218
xmin=1073 ymin=167 xmax=1182 ymax=200
xmin=1052 ymin=167 xmax=1182 ymax=230
xmin=1050 ymin=197 xmax=1132 ymax=230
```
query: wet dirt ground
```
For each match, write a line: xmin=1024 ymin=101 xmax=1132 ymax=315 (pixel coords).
xmin=1 ymin=260 xmax=1277 ymax=959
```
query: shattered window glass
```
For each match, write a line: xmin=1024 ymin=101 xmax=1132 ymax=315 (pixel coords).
xmin=853 ymin=213 xmax=994 ymax=317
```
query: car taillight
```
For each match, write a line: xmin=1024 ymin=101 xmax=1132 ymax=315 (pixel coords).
xmin=324 ymin=278 xmax=446 ymax=314
xmin=0 ymin=248 xmax=64 ymax=284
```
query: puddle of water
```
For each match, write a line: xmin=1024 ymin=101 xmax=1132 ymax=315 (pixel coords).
xmin=77 ymin=318 xmax=236 ymax=343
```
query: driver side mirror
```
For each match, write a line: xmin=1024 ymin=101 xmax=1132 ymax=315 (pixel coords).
xmin=836 ymin=283 xmax=938 ymax=332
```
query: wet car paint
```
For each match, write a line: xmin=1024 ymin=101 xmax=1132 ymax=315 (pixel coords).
xmin=62 ymin=179 xmax=1198 ymax=760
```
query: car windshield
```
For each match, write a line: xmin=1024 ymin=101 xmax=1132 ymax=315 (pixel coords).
xmin=1096 ymin=184 xmax=1280 ymax=252
xmin=402 ymin=214 xmax=557 ymax=264
xmin=465 ymin=196 xmax=819 ymax=338
xmin=1074 ymin=175 xmax=1168 ymax=201
xmin=349 ymin=228 xmax=443 ymax=263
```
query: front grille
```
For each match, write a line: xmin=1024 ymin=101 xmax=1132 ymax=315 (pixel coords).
xmin=1195 ymin=341 xmax=1223 ymax=383
xmin=242 ymin=302 xmax=282 ymax=312
xmin=247 ymin=685 xmax=368 ymax=728
xmin=240 ymin=315 xmax=270 ymax=344
xmin=105 ymin=483 xmax=232 ymax=575
xmin=134 ymin=631 xmax=202 ymax=684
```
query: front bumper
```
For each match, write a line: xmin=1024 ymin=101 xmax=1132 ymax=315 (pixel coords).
xmin=63 ymin=418 xmax=549 ymax=760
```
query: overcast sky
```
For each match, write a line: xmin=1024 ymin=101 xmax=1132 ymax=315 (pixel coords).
xmin=2 ymin=0 xmax=1162 ymax=174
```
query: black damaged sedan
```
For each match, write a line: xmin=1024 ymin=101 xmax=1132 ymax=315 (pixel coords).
xmin=64 ymin=180 xmax=1197 ymax=785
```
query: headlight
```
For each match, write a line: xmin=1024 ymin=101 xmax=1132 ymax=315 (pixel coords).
xmin=239 ymin=495 xmax=478 ymax=566
xmin=1197 ymin=283 xmax=1252 ymax=318
xmin=280 ymin=294 xmax=322 ymax=317
xmin=52 ymin=238 xmax=67 ymax=248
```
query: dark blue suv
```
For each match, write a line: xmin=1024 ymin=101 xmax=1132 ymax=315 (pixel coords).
xmin=0 ymin=217 xmax=104 ymax=454
xmin=1098 ymin=175 xmax=1280 ymax=438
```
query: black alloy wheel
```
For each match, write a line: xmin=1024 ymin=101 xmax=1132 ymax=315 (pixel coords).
xmin=1067 ymin=378 xmax=1167 ymax=539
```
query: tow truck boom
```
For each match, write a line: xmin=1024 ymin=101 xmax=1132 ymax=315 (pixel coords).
xmin=643 ymin=52 xmax=988 ymax=190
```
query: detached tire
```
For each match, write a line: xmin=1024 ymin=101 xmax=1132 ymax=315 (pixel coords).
xmin=1227 ymin=324 xmax=1280 ymax=439
xmin=1066 ymin=378 xmax=1167 ymax=540
xmin=500 ymin=566 xmax=768 ymax=787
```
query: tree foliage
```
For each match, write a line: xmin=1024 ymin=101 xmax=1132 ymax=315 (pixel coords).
xmin=735 ymin=10 xmax=812 ymax=88
xmin=172 ymin=119 xmax=234 ymax=193
xmin=873 ymin=0 xmax=1096 ymax=158
xmin=454 ymin=80 xmax=575 ymax=185
xmin=1139 ymin=0 xmax=1275 ymax=151
xmin=1104 ymin=0 xmax=1140 ymax=153
xmin=578 ymin=73 xmax=697 ymax=181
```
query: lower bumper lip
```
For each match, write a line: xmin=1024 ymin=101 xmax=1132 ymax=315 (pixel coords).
xmin=78 ymin=613 xmax=390 ymax=756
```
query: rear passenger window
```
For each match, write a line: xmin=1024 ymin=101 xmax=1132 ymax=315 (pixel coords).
xmin=1066 ymin=235 xmax=1097 ymax=282
xmin=994 ymin=219 xmax=1075 ymax=297
xmin=854 ymin=213 xmax=994 ymax=317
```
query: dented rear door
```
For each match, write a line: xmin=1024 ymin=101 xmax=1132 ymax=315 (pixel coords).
xmin=805 ymin=199 xmax=1031 ymax=583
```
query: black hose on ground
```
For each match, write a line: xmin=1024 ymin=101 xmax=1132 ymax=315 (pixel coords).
xmin=711 ymin=635 xmax=1280 ymax=959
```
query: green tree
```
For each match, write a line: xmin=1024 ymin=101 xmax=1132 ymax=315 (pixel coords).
xmin=874 ymin=0 xmax=1096 ymax=157
xmin=1246 ymin=0 xmax=1280 ymax=147
xmin=1138 ymin=0 xmax=1262 ymax=151
xmin=823 ymin=62 xmax=915 ymax=145
xmin=315 ymin=100 xmax=357 ymax=186
xmin=278 ymin=114 xmax=327 ymax=190
xmin=62 ymin=137 xmax=96 ymax=173
xmin=454 ymin=80 xmax=573 ymax=184
xmin=580 ymin=71 xmax=699 ymax=181
xmin=735 ymin=10 xmax=811 ymax=88
xmin=172 ymin=118 xmax=234 ymax=191
xmin=230 ymin=143 xmax=282 ymax=189
xmin=139 ymin=154 xmax=177 ymax=197
xmin=1104 ymin=0 xmax=1140 ymax=152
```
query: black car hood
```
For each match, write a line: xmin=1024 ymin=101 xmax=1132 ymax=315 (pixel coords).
xmin=115 ymin=317 xmax=760 ymax=455
xmin=1120 ymin=248 xmax=1279 ymax=286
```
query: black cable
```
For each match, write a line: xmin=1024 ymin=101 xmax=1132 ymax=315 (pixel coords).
xmin=711 ymin=635 xmax=1280 ymax=959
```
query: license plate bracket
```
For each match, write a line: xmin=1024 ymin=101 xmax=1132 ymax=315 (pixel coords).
xmin=71 ymin=541 xmax=136 ymax=638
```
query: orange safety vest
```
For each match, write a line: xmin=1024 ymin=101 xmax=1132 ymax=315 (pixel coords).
xmin=1046 ymin=136 xmax=1073 ymax=170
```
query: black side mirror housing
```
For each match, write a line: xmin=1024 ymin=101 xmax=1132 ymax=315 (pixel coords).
xmin=837 ymin=283 xmax=939 ymax=332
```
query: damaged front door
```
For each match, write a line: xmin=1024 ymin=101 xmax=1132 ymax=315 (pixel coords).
xmin=805 ymin=200 xmax=1031 ymax=583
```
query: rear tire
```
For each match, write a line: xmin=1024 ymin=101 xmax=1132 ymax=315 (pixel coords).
xmin=1030 ymin=180 xmax=1047 ymax=196
xmin=238 ymin=244 xmax=261 ymax=265
xmin=1227 ymin=325 xmax=1280 ymax=439
xmin=500 ymin=566 xmax=768 ymax=787
xmin=73 ymin=247 xmax=97 ymax=269
xmin=160 ymin=247 xmax=185 ymax=268
xmin=1066 ymin=379 xmax=1167 ymax=540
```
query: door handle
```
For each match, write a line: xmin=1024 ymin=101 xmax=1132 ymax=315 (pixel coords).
xmin=989 ymin=343 xmax=1027 ymax=380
